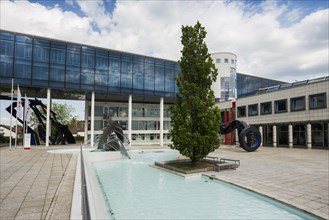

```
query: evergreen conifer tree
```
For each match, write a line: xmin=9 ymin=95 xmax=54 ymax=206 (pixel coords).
xmin=170 ymin=21 xmax=221 ymax=163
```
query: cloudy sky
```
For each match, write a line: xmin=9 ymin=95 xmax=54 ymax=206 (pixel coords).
xmin=1 ymin=0 xmax=328 ymax=82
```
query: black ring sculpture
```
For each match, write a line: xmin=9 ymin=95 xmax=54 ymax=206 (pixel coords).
xmin=220 ymin=120 xmax=261 ymax=152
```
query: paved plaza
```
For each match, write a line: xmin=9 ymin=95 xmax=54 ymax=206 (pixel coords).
xmin=0 ymin=145 xmax=78 ymax=220
xmin=0 ymin=144 xmax=328 ymax=219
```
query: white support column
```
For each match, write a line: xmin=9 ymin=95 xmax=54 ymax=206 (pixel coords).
xmin=84 ymin=100 xmax=88 ymax=144
xmin=160 ymin=97 xmax=164 ymax=147
xmin=288 ymin=124 xmax=293 ymax=148
xmin=259 ymin=126 xmax=263 ymax=147
xmin=128 ymin=95 xmax=132 ymax=147
xmin=307 ymin=123 xmax=312 ymax=149
xmin=90 ymin=91 xmax=95 ymax=147
xmin=46 ymin=88 xmax=51 ymax=147
xmin=273 ymin=125 xmax=277 ymax=147
xmin=235 ymin=130 xmax=239 ymax=147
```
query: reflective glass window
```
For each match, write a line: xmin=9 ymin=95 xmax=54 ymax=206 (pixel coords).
xmin=50 ymin=47 xmax=65 ymax=82
xmin=66 ymin=50 xmax=80 ymax=83
xmin=67 ymin=44 xmax=80 ymax=51
xmin=15 ymin=35 xmax=32 ymax=43
xmin=95 ymin=106 xmax=103 ymax=116
xmin=14 ymin=42 xmax=32 ymax=78
xmin=82 ymin=46 xmax=94 ymax=54
xmin=121 ymin=59 xmax=132 ymax=89
xmin=291 ymin=96 xmax=305 ymax=111
xmin=0 ymin=39 xmax=14 ymax=77
xmin=147 ymin=121 xmax=156 ymax=130
xmin=309 ymin=93 xmax=327 ymax=109
xmin=175 ymin=65 xmax=180 ymax=94
xmin=108 ymin=107 xmax=118 ymax=117
xmin=33 ymin=45 xmax=49 ymax=80
xmin=237 ymin=106 xmax=246 ymax=117
xmin=216 ymin=58 xmax=220 ymax=63
xmin=132 ymin=108 xmax=144 ymax=117
xmin=81 ymin=53 xmax=95 ymax=85
xmin=155 ymin=64 xmax=164 ymax=94
xmin=119 ymin=107 xmax=128 ymax=117
xmin=95 ymin=53 xmax=108 ymax=86
xmin=34 ymin=38 xmax=49 ymax=46
xmin=164 ymin=121 xmax=171 ymax=130
xmin=144 ymin=63 xmax=154 ymax=93
xmin=248 ymin=104 xmax=258 ymax=116
xmin=275 ymin=99 xmax=287 ymax=113
xmin=81 ymin=53 xmax=94 ymax=68
xmin=293 ymin=124 xmax=306 ymax=146
xmin=0 ymin=32 xmax=14 ymax=40
xmin=108 ymin=58 xmax=120 ymax=89
xmin=260 ymin=102 xmax=272 ymax=115
xmin=165 ymin=66 xmax=175 ymax=93
xmin=94 ymin=120 xmax=103 ymax=130
xmin=133 ymin=61 xmax=143 ymax=91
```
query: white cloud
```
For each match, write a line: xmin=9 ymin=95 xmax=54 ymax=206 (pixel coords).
xmin=0 ymin=0 xmax=328 ymax=82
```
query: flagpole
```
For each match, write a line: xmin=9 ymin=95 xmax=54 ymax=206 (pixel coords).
xmin=15 ymin=115 xmax=18 ymax=149
xmin=9 ymin=78 xmax=14 ymax=151
xmin=23 ymin=96 xmax=26 ymax=148
xmin=15 ymin=86 xmax=18 ymax=149
xmin=16 ymin=85 xmax=23 ymax=149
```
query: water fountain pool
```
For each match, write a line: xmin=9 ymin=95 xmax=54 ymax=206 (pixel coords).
xmin=85 ymin=150 xmax=316 ymax=220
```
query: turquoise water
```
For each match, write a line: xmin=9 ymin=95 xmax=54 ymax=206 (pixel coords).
xmin=93 ymin=150 xmax=316 ymax=220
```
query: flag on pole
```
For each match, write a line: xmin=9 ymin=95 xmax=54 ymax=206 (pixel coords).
xmin=24 ymin=94 xmax=32 ymax=122
xmin=17 ymin=86 xmax=23 ymax=119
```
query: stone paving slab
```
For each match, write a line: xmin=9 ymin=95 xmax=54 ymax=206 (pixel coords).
xmin=0 ymin=145 xmax=78 ymax=220
xmin=205 ymin=146 xmax=329 ymax=220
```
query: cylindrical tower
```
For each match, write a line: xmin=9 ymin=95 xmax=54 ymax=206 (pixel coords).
xmin=211 ymin=52 xmax=237 ymax=102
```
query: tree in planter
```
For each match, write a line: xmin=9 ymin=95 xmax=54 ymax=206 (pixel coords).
xmin=170 ymin=21 xmax=221 ymax=164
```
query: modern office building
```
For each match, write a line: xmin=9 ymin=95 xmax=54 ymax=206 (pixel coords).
xmin=218 ymin=77 xmax=329 ymax=149
xmin=0 ymin=29 xmax=310 ymax=147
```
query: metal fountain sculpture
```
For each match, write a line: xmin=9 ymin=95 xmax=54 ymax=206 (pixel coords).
xmin=97 ymin=118 xmax=261 ymax=158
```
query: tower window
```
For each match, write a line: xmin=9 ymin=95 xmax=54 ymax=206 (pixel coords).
xmin=224 ymin=58 xmax=228 ymax=63
xmin=216 ymin=58 xmax=221 ymax=63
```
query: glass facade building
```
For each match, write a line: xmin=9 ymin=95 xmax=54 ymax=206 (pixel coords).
xmin=0 ymin=30 xmax=180 ymax=98
xmin=1 ymin=30 xmax=294 ymax=146
xmin=236 ymin=73 xmax=285 ymax=98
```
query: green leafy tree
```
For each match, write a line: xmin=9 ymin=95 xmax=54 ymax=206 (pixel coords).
xmin=28 ymin=102 xmax=78 ymax=127
xmin=170 ymin=21 xmax=221 ymax=163
xmin=52 ymin=103 xmax=77 ymax=125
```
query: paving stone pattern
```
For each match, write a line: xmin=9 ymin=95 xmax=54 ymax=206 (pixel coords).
xmin=0 ymin=146 xmax=77 ymax=220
